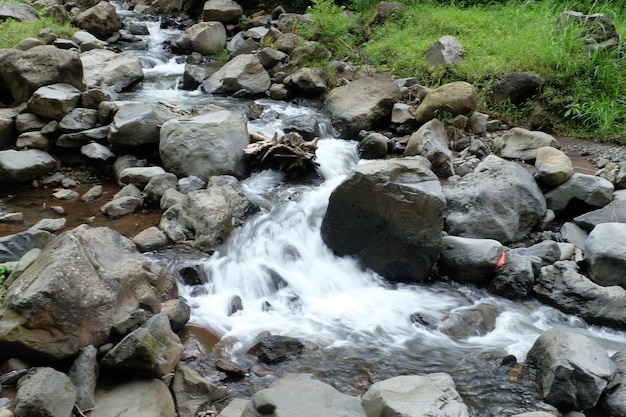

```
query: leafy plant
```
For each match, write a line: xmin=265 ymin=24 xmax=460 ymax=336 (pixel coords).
xmin=0 ymin=265 xmax=15 ymax=305
xmin=0 ymin=17 xmax=75 ymax=49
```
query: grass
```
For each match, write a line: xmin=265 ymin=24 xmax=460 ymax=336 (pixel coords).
xmin=306 ymin=0 xmax=626 ymax=140
xmin=0 ymin=16 xmax=75 ymax=49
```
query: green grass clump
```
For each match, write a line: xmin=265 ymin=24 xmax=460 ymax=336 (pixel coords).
xmin=0 ymin=17 xmax=75 ymax=49
xmin=0 ymin=264 xmax=15 ymax=305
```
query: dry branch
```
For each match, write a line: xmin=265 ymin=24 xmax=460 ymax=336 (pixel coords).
xmin=244 ymin=132 xmax=319 ymax=177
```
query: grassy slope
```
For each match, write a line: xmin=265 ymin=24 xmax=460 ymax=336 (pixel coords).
xmin=359 ymin=1 xmax=626 ymax=140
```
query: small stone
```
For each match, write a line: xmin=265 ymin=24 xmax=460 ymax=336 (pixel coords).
xmin=61 ymin=178 xmax=78 ymax=188
xmin=0 ymin=212 xmax=24 ymax=223
xmin=28 ymin=218 xmax=67 ymax=232
xmin=50 ymin=206 xmax=66 ymax=215
xmin=81 ymin=185 xmax=103 ymax=202
xmin=132 ymin=226 xmax=167 ymax=252
xmin=52 ymin=189 xmax=79 ymax=200
xmin=42 ymin=172 xmax=65 ymax=185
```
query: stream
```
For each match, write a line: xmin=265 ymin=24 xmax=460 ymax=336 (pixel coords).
xmin=114 ymin=5 xmax=626 ymax=416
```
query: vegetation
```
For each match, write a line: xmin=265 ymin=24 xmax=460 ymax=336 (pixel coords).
xmin=305 ymin=0 xmax=625 ymax=140
xmin=0 ymin=16 xmax=75 ymax=48
xmin=0 ymin=265 xmax=15 ymax=305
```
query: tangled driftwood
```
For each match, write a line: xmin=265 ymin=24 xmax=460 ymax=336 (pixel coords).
xmin=244 ymin=132 xmax=319 ymax=177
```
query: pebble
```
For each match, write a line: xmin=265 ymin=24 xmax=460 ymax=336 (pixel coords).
xmin=0 ymin=212 xmax=24 ymax=223
xmin=52 ymin=189 xmax=79 ymax=200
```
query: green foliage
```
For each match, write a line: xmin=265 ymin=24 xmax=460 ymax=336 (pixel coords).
xmin=0 ymin=17 xmax=75 ymax=49
xmin=302 ymin=0 xmax=365 ymax=60
xmin=0 ymin=265 xmax=15 ymax=305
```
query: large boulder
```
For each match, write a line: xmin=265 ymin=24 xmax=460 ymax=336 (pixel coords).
xmin=544 ymin=172 xmax=614 ymax=213
xmin=443 ymin=155 xmax=547 ymax=243
xmin=170 ymin=22 xmax=226 ymax=55
xmin=493 ymin=127 xmax=560 ymax=161
xmin=0 ymin=229 xmax=54 ymax=263
xmin=533 ymin=261 xmax=626 ymax=329
xmin=159 ymin=176 xmax=256 ymax=253
xmin=361 ymin=374 xmax=469 ymax=417
xmin=73 ymin=1 xmax=122 ymax=40
xmin=159 ymin=109 xmax=249 ymax=180
xmin=574 ymin=190 xmax=626 ymax=231
xmin=0 ymin=225 xmax=162 ymax=361
xmin=81 ymin=49 xmax=144 ymax=92
xmin=242 ymin=373 xmax=366 ymax=417
xmin=28 ymin=83 xmax=83 ymax=120
xmin=1 ymin=45 xmax=86 ymax=103
xmin=413 ymin=81 xmax=477 ymax=123
xmin=424 ymin=35 xmax=465 ymax=68
xmin=438 ymin=304 xmax=499 ymax=340
xmin=90 ymin=379 xmax=176 ymax=417
xmin=601 ymin=351 xmax=626 ymax=417
xmin=202 ymin=0 xmax=243 ymax=22
xmin=321 ymin=157 xmax=445 ymax=282
xmin=108 ymin=102 xmax=177 ymax=148
xmin=0 ymin=2 xmax=38 ymax=22
xmin=0 ymin=108 xmax=17 ymax=149
xmin=488 ymin=72 xmax=543 ymax=106
xmin=14 ymin=367 xmax=77 ymax=417
xmin=325 ymin=76 xmax=402 ymax=139
xmin=203 ymin=54 xmax=270 ymax=96
xmin=172 ymin=363 xmax=225 ymax=417
xmin=527 ymin=327 xmax=616 ymax=411
xmin=0 ymin=149 xmax=57 ymax=184
xmin=585 ymin=223 xmax=626 ymax=288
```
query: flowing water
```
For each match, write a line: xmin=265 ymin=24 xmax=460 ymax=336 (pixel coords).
xmin=116 ymin=7 xmax=626 ymax=415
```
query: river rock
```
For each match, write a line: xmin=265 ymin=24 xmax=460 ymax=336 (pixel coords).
xmin=438 ymin=303 xmax=499 ymax=339
xmin=81 ymin=142 xmax=116 ymax=162
xmin=160 ymin=175 xmax=256 ymax=252
xmin=489 ymin=72 xmax=543 ymax=105
xmin=0 ymin=108 xmax=17 ymax=149
xmin=443 ymin=155 xmax=547 ymax=243
xmin=357 ymin=132 xmax=388 ymax=159
xmin=68 ymin=345 xmax=99 ymax=411
xmin=81 ymin=49 xmax=143 ymax=92
xmin=202 ymin=0 xmax=243 ymax=22
xmin=256 ymin=47 xmax=287 ymax=69
xmin=0 ymin=2 xmax=38 ymax=21
xmin=242 ymin=373 xmax=365 ymax=417
xmin=490 ymin=248 xmax=538 ymax=299
xmin=404 ymin=118 xmax=454 ymax=177
xmin=391 ymin=102 xmax=414 ymax=124
xmin=273 ymin=32 xmax=302 ymax=54
xmin=250 ymin=335 xmax=304 ymax=364
xmin=1 ymin=45 xmax=86 ymax=103
xmin=16 ymin=131 xmax=50 ymax=150
xmin=74 ymin=1 xmax=122 ymax=40
xmin=118 ymin=166 xmax=166 ymax=187
xmin=203 ymin=54 xmax=270 ymax=96
xmin=413 ymin=81 xmax=477 ymax=123
xmin=171 ymin=21 xmax=226 ymax=55
xmin=544 ymin=172 xmax=614 ymax=213
xmin=101 ymin=313 xmax=183 ymax=377
xmin=527 ymin=240 xmax=561 ymax=265
xmin=28 ymin=83 xmax=82 ymax=120
xmin=325 ymin=76 xmax=402 ymax=139
xmin=90 ymin=379 xmax=176 ymax=417
xmin=424 ymin=35 xmax=464 ymax=68
xmin=108 ymin=102 xmax=176 ymax=148
xmin=584 ymin=223 xmax=626 ymax=288
xmin=601 ymin=351 xmax=626 ymax=417
xmin=160 ymin=109 xmax=249 ymax=181
xmin=535 ymin=146 xmax=574 ymax=186
xmin=0 ymin=225 xmax=162 ymax=361
xmin=321 ymin=157 xmax=444 ymax=282
xmin=438 ymin=236 xmax=503 ymax=284
xmin=0 ymin=149 xmax=57 ymax=184
xmin=362 ymin=373 xmax=469 ymax=417
xmin=559 ymin=11 xmax=620 ymax=50
xmin=82 ymin=86 xmax=118 ymax=109
xmin=16 ymin=37 xmax=44 ymax=50
xmin=573 ymin=190 xmax=626 ymax=231
xmin=14 ymin=367 xmax=77 ymax=417
xmin=0 ymin=229 xmax=53 ymax=263
xmin=100 ymin=196 xmax=143 ymax=218
xmin=143 ymin=173 xmax=178 ymax=205
xmin=160 ymin=298 xmax=190 ymax=331
xmin=57 ymin=108 xmax=98 ymax=132
xmin=172 ymin=363 xmax=224 ymax=417
xmin=290 ymin=41 xmax=332 ymax=68
xmin=533 ymin=261 xmax=626 ymax=328
xmin=57 ymin=125 xmax=110 ymax=147
xmin=527 ymin=326 xmax=615 ymax=411
xmin=132 ymin=226 xmax=168 ymax=252
xmin=28 ymin=218 xmax=67 ymax=233
xmin=15 ymin=112 xmax=47 ymax=133
xmin=284 ymin=67 xmax=328 ymax=97
xmin=493 ymin=128 xmax=559 ymax=161
xmin=161 ymin=188 xmax=185 ymax=209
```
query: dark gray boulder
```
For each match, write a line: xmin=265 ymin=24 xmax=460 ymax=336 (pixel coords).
xmin=490 ymin=248 xmax=538 ymax=299
xmin=14 ymin=367 xmax=77 ymax=417
xmin=438 ymin=235 xmax=503 ymax=284
xmin=489 ymin=72 xmax=543 ymax=106
xmin=108 ymin=102 xmax=176 ymax=148
xmin=90 ymin=379 xmax=176 ymax=417
xmin=172 ymin=363 xmax=226 ymax=417
xmin=574 ymin=190 xmax=626 ymax=231
xmin=527 ymin=327 xmax=616 ymax=411
xmin=585 ymin=223 xmax=626 ymax=288
xmin=601 ymin=351 xmax=626 ymax=417
xmin=544 ymin=173 xmax=614 ymax=214
xmin=438 ymin=303 xmax=499 ymax=340
xmin=321 ymin=157 xmax=445 ymax=282
xmin=69 ymin=345 xmax=99 ymax=411
xmin=250 ymin=335 xmax=304 ymax=365
xmin=74 ymin=0 xmax=122 ymax=40
xmin=0 ymin=229 xmax=54 ymax=263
